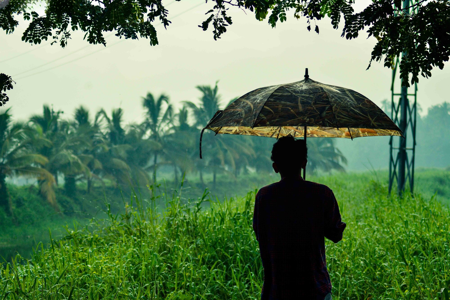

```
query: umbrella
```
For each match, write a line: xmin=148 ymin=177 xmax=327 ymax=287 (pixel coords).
xmin=199 ymin=69 xmax=402 ymax=178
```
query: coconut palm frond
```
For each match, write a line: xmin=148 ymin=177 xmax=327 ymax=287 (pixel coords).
xmin=131 ymin=167 xmax=151 ymax=186
xmin=13 ymin=165 xmax=58 ymax=210
xmin=110 ymin=144 xmax=132 ymax=160
xmin=39 ymin=176 xmax=58 ymax=211
xmin=161 ymin=104 xmax=174 ymax=125
xmin=50 ymin=150 xmax=88 ymax=175
xmin=95 ymin=108 xmax=111 ymax=126
xmin=110 ymin=158 xmax=131 ymax=172
xmin=7 ymin=153 xmax=48 ymax=168
xmin=78 ymin=154 xmax=94 ymax=165
xmin=19 ymin=134 xmax=53 ymax=150
xmin=74 ymin=106 xmax=90 ymax=127
xmin=92 ymin=158 xmax=103 ymax=170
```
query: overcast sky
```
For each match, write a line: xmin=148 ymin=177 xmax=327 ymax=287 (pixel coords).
xmin=2 ymin=0 xmax=450 ymax=125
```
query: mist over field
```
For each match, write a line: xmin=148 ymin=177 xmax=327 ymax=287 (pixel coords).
xmin=337 ymin=101 xmax=450 ymax=171
xmin=2 ymin=0 xmax=450 ymax=298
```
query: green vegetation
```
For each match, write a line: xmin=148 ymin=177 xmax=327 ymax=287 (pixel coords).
xmin=0 ymin=172 xmax=278 ymax=262
xmin=0 ymin=84 xmax=346 ymax=217
xmin=415 ymin=168 xmax=450 ymax=205
xmin=1 ymin=87 xmax=450 ymax=299
xmin=1 ymin=172 xmax=450 ymax=299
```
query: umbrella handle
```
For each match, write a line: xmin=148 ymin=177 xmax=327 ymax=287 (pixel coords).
xmin=199 ymin=128 xmax=206 ymax=159
xmin=199 ymin=110 xmax=224 ymax=159
xmin=303 ymin=125 xmax=307 ymax=180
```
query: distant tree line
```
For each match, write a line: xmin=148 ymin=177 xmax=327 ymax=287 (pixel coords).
xmin=336 ymin=101 xmax=450 ymax=171
xmin=0 ymin=83 xmax=347 ymax=215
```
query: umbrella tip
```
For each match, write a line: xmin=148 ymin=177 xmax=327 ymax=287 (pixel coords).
xmin=305 ymin=68 xmax=309 ymax=80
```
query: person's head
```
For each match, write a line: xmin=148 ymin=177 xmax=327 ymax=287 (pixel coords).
xmin=271 ymin=135 xmax=307 ymax=178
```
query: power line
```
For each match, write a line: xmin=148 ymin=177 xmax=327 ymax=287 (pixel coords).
xmin=2 ymin=0 xmax=179 ymax=67
xmin=12 ymin=33 xmax=116 ymax=78
xmin=0 ymin=42 xmax=50 ymax=64
xmin=15 ymin=1 xmax=203 ymax=81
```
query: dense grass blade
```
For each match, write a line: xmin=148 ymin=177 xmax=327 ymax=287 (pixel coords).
xmin=1 ymin=173 xmax=449 ymax=299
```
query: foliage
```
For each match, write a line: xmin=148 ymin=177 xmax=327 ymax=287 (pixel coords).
xmin=0 ymin=73 xmax=14 ymax=107
xmin=186 ymin=83 xmax=259 ymax=186
xmin=0 ymin=82 xmax=347 ymax=216
xmin=419 ymin=102 xmax=450 ymax=164
xmin=0 ymin=0 xmax=168 ymax=47
xmin=200 ymin=0 xmax=450 ymax=86
xmin=2 ymin=0 xmax=448 ymax=90
xmin=0 ymin=181 xmax=130 ymax=262
xmin=141 ymin=92 xmax=173 ymax=182
xmin=307 ymin=138 xmax=347 ymax=173
xmin=0 ymin=109 xmax=56 ymax=214
xmin=415 ymin=168 xmax=450 ymax=205
xmin=1 ymin=173 xmax=450 ymax=299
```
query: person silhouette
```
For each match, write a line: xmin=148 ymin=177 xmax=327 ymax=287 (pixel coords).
xmin=253 ymin=136 xmax=346 ymax=300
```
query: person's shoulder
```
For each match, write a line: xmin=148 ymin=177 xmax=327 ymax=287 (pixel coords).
xmin=256 ymin=182 xmax=279 ymax=197
xmin=304 ymin=180 xmax=333 ymax=193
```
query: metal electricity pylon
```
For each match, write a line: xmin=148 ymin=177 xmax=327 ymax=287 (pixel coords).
xmin=388 ymin=0 xmax=419 ymax=195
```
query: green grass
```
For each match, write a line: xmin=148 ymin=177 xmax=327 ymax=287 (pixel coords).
xmin=0 ymin=172 xmax=276 ymax=261
xmin=1 ymin=173 xmax=450 ymax=299
xmin=415 ymin=168 xmax=450 ymax=205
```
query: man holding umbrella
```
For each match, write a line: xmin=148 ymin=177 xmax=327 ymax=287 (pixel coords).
xmin=200 ymin=69 xmax=401 ymax=299
xmin=253 ymin=136 xmax=346 ymax=300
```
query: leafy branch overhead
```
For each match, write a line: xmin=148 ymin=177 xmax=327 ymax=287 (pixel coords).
xmin=1 ymin=0 xmax=450 ymax=86
xmin=0 ymin=0 xmax=169 ymax=47
xmin=0 ymin=73 xmax=14 ymax=106
xmin=199 ymin=0 xmax=450 ymax=86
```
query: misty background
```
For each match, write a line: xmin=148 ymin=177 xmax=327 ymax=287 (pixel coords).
xmin=2 ymin=0 xmax=450 ymax=175
xmin=2 ymin=0 xmax=450 ymax=266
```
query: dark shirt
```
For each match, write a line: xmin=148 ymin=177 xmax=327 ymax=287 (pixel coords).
xmin=253 ymin=178 xmax=346 ymax=300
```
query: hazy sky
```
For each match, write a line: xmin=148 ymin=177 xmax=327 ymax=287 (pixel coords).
xmin=2 ymin=0 xmax=450 ymax=124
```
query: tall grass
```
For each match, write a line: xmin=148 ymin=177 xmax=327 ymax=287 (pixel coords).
xmin=1 ymin=174 xmax=450 ymax=299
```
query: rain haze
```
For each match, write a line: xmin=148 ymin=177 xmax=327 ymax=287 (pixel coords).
xmin=2 ymin=1 xmax=450 ymax=297
xmin=3 ymin=0 xmax=450 ymax=172
xmin=2 ymin=0 xmax=450 ymax=123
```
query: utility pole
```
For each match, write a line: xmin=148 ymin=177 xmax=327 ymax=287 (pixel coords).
xmin=389 ymin=0 xmax=419 ymax=195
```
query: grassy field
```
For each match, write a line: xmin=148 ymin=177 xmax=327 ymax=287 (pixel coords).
xmin=0 ymin=172 xmax=277 ymax=262
xmin=1 ymin=171 xmax=450 ymax=299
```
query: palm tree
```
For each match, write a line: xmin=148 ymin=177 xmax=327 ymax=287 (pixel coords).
xmin=29 ymin=105 xmax=88 ymax=198
xmin=203 ymin=133 xmax=255 ymax=187
xmin=29 ymin=105 xmax=62 ymax=184
xmin=55 ymin=120 xmax=90 ymax=197
xmin=185 ymin=83 xmax=255 ymax=187
xmin=94 ymin=108 xmax=131 ymax=186
xmin=249 ymin=136 xmax=274 ymax=174
xmin=96 ymin=108 xmax=127 ymax=145
xmin=163 ymin=105 xmax=196 ymax=183
xmin=304 ymin=138 xmax=347 ymax=174
xmin=184 ymin=83 xmax=221 ymax=128
xmin=0 ymin=109 xmax=56 ymax=214
xmin=184 ymin=83 xmax=222 ymax=185
xmin=142 ymin=92 xmax=173 ymax=182
xmin=123 ymin=122 xmax=161 ymax=188
xmin=71 ymin=106 xmax=104 ymax=193
xmin=231 ymin=136 xmax=256 ymax=177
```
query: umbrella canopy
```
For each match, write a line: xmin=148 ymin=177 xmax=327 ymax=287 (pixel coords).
xmin=200 ymin=70 xmax=401 ymax=158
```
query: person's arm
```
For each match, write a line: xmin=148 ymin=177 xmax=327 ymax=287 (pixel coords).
xmin=324 ymin=187 xmax=346 ymax=243
xmin=253 ymin=190 xmax=261 ymax=242
xmin=253 ymin=188 xmax=272 ymax=279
